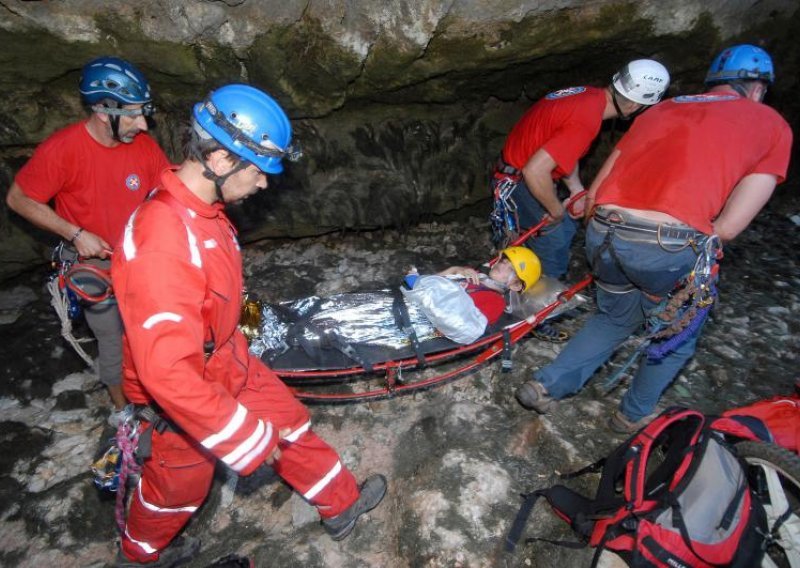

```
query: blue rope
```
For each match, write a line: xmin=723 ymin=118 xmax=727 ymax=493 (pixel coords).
xmin=646 ymin=304 xmax=712 ymax=360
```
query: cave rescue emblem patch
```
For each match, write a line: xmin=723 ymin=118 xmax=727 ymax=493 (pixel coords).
xmin=546 ymin=87 xmax=586 ymax=100
xmin=674 ymin=94 xmax=739 ymax=104
xmin=125 ymin=174 xmax=141 ymax=191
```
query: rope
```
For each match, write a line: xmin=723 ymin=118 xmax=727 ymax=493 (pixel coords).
xmin=46 ymin=277 xmax=96 ymax=367
xmin=644 ymin=236 xmax=722 ymax=361
xmin=600 ymin=236 xmax=722 ymax=392
xmin=114 ymin=418 xmax=142 ymax=535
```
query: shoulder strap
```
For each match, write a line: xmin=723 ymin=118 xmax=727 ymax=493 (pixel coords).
xmin=625 ymin=408 xmax=705 ymax=506
xmin=505 ymin=490 xmax=547 ymax=553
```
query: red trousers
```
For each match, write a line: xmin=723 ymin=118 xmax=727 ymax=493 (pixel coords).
xmin=121 ymin=360 xmax=359 ymax=563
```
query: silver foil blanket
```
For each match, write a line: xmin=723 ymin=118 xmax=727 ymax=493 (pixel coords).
xmin=248 ymin=290 xmax=438 ymax=358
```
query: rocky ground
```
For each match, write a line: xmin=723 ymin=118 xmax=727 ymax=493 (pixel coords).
xmin=0 ymin=204 xmax=797 ymax=568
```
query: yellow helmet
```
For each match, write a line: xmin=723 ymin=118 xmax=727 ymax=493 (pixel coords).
xmin=502 ymin=246 xmax=542 ymax=291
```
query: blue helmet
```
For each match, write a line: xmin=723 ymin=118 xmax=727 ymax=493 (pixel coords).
xmin=192 ymin=84 xmax=301 ymax=174
xmin=79 ymin=56 xmax=152 ymax=105
xmin=705 ymin=44 xmax=775 ymax=85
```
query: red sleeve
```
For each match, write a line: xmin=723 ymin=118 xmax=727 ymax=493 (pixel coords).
xmin=751 ymin=117 xmax=793 ymax=183
xmin=469 ymin=290 xmax=506 ymax=325
xmin=113 ymin=204 xmax=277 ymax=476
xmin=14 ymin=130 xmax=69 ymax=203
xmin=541 ymin=123 xmax=597 ymax=178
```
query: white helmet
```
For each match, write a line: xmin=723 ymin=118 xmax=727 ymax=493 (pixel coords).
xmin=612 ymin=59 xmax=670 ymax=105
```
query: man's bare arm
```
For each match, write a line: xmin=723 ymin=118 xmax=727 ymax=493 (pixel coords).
xmin=712 ymin=173 xmax=778 ymax=242
xmin=521 ymin=148 xmax=563 ymax=220
xmin=584 ymin=148 xmax=621 ymax=220
xmin=6 ymin=182 xmax=111 ymax=258
xmin=562 ymin=163 xmax=585 ymax=195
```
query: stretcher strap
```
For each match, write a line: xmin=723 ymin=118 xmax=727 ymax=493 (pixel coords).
xmin=286 ymin=306 xmax=376 ymax=373
xmin=392 ymin=288 xmax=427 ymax=368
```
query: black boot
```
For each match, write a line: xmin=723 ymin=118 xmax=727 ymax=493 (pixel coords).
xmin=117 ymin=536 xmax=200 ymax=567
xmin=322 ymin=474 xmax=387 ymax=541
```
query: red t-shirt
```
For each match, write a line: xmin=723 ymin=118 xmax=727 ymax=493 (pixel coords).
xmin=595 ymin=92 xmax=793 ymax=234
xmin=467 ymin=286 xmax=506 ymax=325
xmin=15 ymin=120 xmax=170 ymax=246
xmin=501 ymin=86 xmax=607 ymax=179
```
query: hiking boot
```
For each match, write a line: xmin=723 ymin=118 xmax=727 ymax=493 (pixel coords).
xmin=322 ymin=474 xmax=387 ymax=541
xmin=608 ymin=410 xmax=650 ymax=435
xmin=515 ymin=380 xmax=555 ymax=413
xmin=117 ymin=536 xmax=200 ymax=567
xmin=532 ymin=322 xmax=569 ymax=343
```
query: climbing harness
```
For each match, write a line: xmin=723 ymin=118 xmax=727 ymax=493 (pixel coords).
xmin=592 ymin=207 xmax=704 ymax=252
xmin=490 ymin=177 xmax=521 ymax=247
xmin=599 ymin=235 xmax=722 ymax=392
xmin=489 ymin=158 xmax=523 ymax=247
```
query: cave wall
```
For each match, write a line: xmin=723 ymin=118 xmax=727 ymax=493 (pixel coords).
xmin=0 ymin=0 xmax=798 ymax=279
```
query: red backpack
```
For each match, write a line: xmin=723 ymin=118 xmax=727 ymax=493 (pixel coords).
xmin=711 ymin=393 xmax=800 ymax=454
xmin=506 ymin=407 xmax=767 ymax=567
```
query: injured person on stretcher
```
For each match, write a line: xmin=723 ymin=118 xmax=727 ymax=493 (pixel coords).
xmin=249 ymin=246 xmax=582 ymax=371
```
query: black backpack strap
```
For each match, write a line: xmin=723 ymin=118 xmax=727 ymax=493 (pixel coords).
xmin=560 ymin=457 xmax=606 ymax=479
xmin=505 ymin=490 xmax=546 ymax=552
xmin=506 ymin=484 xmax=601 ymax=554
xmin=526 ymin=536 xmax=586 ymax=549
xmin=717 ymin=478 xmax=747 ymax=531
xmin=593 ymin=441 xmax=640 ymax=506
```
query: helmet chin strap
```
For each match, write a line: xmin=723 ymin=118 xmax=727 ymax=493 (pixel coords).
xmin=728 ymin=80 xmax=764 ymax=101
xmin=92 ymin=101 xmax=124 ymax=142
xmin=110 ymin=115 xmax=122 ymax=141
xmin=611 ymin=87 xmax=647 ymax=120
xmin=193 ymin=148 xmax=250 ymax=203
xmin=611 ymin=89 xmax=642 ymax=121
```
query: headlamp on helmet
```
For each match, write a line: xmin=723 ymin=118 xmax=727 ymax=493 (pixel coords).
xmin=705 ymin=44 xmax=775 ymax=85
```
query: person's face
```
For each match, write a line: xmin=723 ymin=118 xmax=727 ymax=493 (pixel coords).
xmin=221 ymin=161 xmax=268 ymax=204
xmin=618 ymin=98 xmax=644 ymax=120
xmin=489 ymin=258 xmax=523 ymax=291
xmin=116 ymin=104 xmax=149 ymax=143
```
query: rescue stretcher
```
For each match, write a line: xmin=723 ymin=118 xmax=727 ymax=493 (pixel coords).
xmin=253 ymin=194 xmax=593 ymax=404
